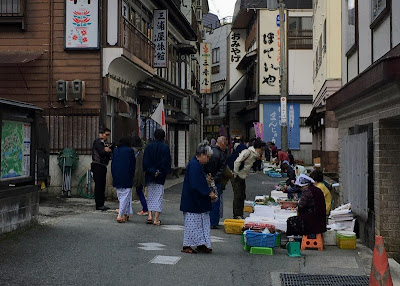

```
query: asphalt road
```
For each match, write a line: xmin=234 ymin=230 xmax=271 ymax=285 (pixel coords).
xmin=0 ymin=173 xmax=367 ymax=286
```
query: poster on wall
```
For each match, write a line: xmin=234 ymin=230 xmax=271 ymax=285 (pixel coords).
xmin=263 ymin=103 xmax=299 ymax=149
xmin=65 ymin=0 xmax=99 ymax=50
xmin=200 ymin=43 xmax=212 ymax=93
xmin=153 ymin=10 xmax=168 ymax=68
xmin=259 ymin=10 xmax=286 ymax=96
xmin=1 ymin=121 xmax=31 ymax=179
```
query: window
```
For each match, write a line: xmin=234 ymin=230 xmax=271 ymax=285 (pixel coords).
xmin=288 ymin=17 xmax=313 ymax=49
xmin=211 ymin=65 xmax=220 ymax=74
xmin=346 ymin=0 xmax=356 ymax=53
xmin=372 ymin=0 xmax=386 ymax=21
xmin=212 ymin=93 xmax=218 ymax=104
xmin=212 ymin=47 xmax=220 ymax=64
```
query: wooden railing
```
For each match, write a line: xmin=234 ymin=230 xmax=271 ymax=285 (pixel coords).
xmin=288 ymin=30 xmax=313 ymax=50
xmin=120 ymin=18 xmax=155 ymax=67
xmin=0 ymin=0 xmax=24 ymax=17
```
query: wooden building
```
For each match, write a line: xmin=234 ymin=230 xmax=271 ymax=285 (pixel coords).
xmin=0 ymin=0 xmax=206 ymax=195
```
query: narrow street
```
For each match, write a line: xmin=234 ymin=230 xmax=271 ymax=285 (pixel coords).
xmin=0 ymin=173 xmax=370 ymax=286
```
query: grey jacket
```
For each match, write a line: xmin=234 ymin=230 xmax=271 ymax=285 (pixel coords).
xmin=133 ymin=147 xmax=145 ymax=187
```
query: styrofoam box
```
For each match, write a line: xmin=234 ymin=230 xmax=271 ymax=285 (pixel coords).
xmin=271 ymin=190 xmax=288 ymax=199
xmin=323 ymin=230 xmax=337 ymax=246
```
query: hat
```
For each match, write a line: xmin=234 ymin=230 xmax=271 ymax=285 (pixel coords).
xmin=294 ymin=174 xmax=315 ymax=187
xmin=282 ymin=160 xmax=290 ymax=166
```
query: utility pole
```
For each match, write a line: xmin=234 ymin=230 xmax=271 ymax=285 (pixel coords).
xmin=279 ymin=0 xmax=288 ymax=151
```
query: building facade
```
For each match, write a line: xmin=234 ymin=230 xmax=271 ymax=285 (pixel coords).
xmin=327 ymin=0 xmax=400 ymax=258
xmin=229 ymin=0 xmax=313 ymax=163
xmin=0 ymin=0 xmax=205 ymax=197
xmin=203 ymin=14 xmax=231 ymax=141
xmin=306 ymin=0 xmax=342 ymax=175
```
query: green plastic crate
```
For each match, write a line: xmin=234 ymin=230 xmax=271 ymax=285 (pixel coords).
xmin=275 ymin=233 xmax=281 ymax=247
xmin=250 ymin=247 xmax=273 ymax=255
xmin=243 ymin=243 xmax=251 ymax=251
xmin=240 ymin=232 xmax=245 ymax=245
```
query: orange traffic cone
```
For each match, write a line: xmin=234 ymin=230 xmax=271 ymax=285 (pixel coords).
xmin=369 ymin=236 xmax=393 ymax=286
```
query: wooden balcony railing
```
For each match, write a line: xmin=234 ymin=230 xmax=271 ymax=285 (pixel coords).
xmin=288 ymin=30 xmax=313 ymax=50
xmin=0 ymin=0 xmax=26 ymax=29
xmin=121 ymin=18 xmax=155 ymax=68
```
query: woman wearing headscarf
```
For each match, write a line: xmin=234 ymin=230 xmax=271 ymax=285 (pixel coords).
xmin=286 ymin=174 xmax=326 ymax=235
xmin=111 ymin=136 xmax=136 ymax=223
xmin=180 ymin=141 xmax=216 ymax=254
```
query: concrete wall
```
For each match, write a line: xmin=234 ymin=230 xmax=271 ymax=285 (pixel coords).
xmin=288 ymin=50 xmax=313 ymax=95
xmin=313 ymin=0 xmax=342 ymax=101
xmin=0 ymin=187 xmax=39 ymax=235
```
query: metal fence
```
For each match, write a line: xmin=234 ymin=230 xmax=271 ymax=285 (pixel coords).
xmin=44 ymin=109 xmax=99 ymax=155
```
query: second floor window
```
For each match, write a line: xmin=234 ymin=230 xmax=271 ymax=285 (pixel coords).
xmin=212 ymin=47 xmax=220 ymax=64
xmin=372 ymin=0 xmax=386 ymax=21
xmin=347 ymin=0 xmax=356 ymax=52
xmin=288 ymin=17 xmax=312 ymax=49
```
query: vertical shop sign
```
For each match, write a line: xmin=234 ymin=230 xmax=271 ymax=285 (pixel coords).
xmin=153 ymin=10 xmax=168 ymax=68
xmin=258 ymin=10 xmax=286 ymax=95
xmin=65 ymin=0 xmax=99 ymax=50
xmin=200 ymin=43 xmax=212 ymax=93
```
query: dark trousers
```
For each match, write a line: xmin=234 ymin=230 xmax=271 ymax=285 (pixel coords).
xmin=210 ymin=183 xmax=222 ymax=227
xmin=232 ymin=176 xmax=246 ymax=217
xmin=92 ymin=163 xmax=107 ymax=208
xmin=136 ymin=185 xmax=148 ymax=212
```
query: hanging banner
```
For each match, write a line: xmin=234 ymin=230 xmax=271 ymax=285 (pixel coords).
xmin=153 ymin=10 xmax=168 ymax=68
xmin=65 ymin=0 xmax=99 ymax=50
xmin=258 ymin=10 xmax=286 ymax=95
xmin=253 ymin=122 xmax=264 ymax=140
xmin=200 ymin=43 xmax=212 ymax=93
xmin=262 ymin=103 xmax=300 ymax=149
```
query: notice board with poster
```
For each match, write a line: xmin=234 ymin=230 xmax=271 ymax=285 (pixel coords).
xmin=1 ymin=121 xmax=31 ymax=179
xmin=65 ymin=0 xmax=99 ymax=50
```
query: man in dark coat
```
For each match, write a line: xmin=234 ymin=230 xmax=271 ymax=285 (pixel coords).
xmin=204 ymin=136 xmax=227 ymax=228
xmin=143 ymin=129 xmax=171 ymax=225
xmin=91 ymin=127 xmax=112 ymax=211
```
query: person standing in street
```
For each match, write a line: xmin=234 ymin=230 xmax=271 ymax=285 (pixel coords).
xmin=142 ymin=129 xmax=171 ymax=226
xmin=204 ymin=136 xmax=227 ymax=229
xmin=232 ymin=139 xmax=266 ymax=219
xmin=111 ymin=136 xmax=136 ymax=223
xmin=92 ymin=127 xmax=112 ymax=211
xmin=180 ymin=141 xmax=216 ymax=254
xmin=131 ymin=135 xmax=148 ymax=216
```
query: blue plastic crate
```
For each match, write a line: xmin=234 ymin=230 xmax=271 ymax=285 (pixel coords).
xmin=245 ymin=231 xmax=276 ymax=248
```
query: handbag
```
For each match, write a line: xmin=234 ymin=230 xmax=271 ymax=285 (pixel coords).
xmin=286 ymin=216 xmax=304 ymax=236
xmin=208 ymin=178 xmax=219 ymax=203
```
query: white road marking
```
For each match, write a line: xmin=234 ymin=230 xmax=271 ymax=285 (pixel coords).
xmin=210 ymin=236 xmax=225 ymax=243
xmin=161 ymin=225 xmax=184 ymax=231
xmin=150 ymin=255 xmax=181 ymax=265
xmin=138 ymin=242 xmax=166 ymax=251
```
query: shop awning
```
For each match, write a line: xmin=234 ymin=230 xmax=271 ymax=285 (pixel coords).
xmin=305 ymin=105 xmax=325 ymax=126
xmin=0 ymin=50 xmax=44 ymax=64
xmin=166 ymin=111 xmax=196 ymax=125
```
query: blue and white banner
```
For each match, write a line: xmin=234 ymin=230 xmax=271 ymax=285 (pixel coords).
xmin=262 ymin=103 xmax=300 ymax=150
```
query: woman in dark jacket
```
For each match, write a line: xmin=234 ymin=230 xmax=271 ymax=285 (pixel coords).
xmin=111 ymin=136 xmax=136 ymax=223
xmin=180 ymin=141 xmax=216 ymax=254
xmin=287 ymin=174 xmax=326 ymax=235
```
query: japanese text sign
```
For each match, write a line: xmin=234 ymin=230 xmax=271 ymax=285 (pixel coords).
xmin=65 ymin=0 xmax=99 ymax=50
xmin=258 ymin=10 xmax=286 ymax=95
xmin=200 ymin=43 xmax=212 ymax=93
xmin=153 ymin=10 xmax=168 ymax=68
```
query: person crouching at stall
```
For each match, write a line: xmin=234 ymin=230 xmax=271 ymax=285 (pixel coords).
xmin=111 ymin=136 xmax=136 ymax=223
xmin=180 ymin=141 xmax=216 ymax=254
xmin=286 ymin=174 xmax=326 ymax=236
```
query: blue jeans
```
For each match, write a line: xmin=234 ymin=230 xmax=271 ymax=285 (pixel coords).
xmin=287 ymin=186 xmax=301 ymax=199
xmin=136 ymin=185 xmax=148 ymax=212
xmin=210 ymin=183 xmax=222 ymax=227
